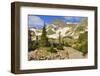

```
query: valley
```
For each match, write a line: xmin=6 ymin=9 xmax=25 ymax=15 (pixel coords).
xmin=28 ymin=16 xmax=88 ymax=60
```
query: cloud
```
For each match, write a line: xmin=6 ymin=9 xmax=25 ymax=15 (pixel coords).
xmin=64 ymin=16 xmax=83 ymax=23
xmin=28 ymin=15 xmax=44 ymax=29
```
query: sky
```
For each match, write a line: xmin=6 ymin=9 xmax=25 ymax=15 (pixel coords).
xmin=28 ymin=15 xmax=84 ymax=29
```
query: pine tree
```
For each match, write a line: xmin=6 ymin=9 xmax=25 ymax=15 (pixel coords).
xmin=57 ymin=31 xmax=64 ymax=50
xmin=59 ymin=32 xmax=61 ymax=45
xmin=40 ymin=24 xmax=49 ymax=47
xmin=28 ymin=29 xmax=32 ymax=43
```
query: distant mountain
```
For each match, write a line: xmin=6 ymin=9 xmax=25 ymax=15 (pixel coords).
xmin=65 ymin=17 xmax=88 ymax=39
xmin=28 ymin=17 xmax=87 ymax=40
xmin=52 ymin=19 xmax=67 ymax=28
xmin=46 ymin=24 xmax=58 ymax=35
xmin=29 ymin=24 xmax=44 ymax=29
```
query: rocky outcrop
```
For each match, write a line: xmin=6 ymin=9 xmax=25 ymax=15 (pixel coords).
xmin=28 ymin=47 xmax=87 ymax=60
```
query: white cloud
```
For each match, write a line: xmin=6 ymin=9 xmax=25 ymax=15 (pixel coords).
xmin=64 ymin=16 xmax=83 ymax=23
xmin=28 ymin=15 xmax=44 ymax=28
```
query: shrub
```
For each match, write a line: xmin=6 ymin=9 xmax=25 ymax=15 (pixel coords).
xmin=57 ymin=44 xmax=64 ymax=50
xmin=47 ymin=46 xmax=57 ymax=53
xmin=74 ymin=43 xmax=82 ymax=51
xmin=64 ymin=42 xmax=70 ymax=47
xmin=28 ymin=41 xmax=38 ymax=51
xmin=73 ymin=39 xmax=88 ymax=55
xmin=81 ymin=41 xmax=88 ymax=55
xmin=72 ymin=31 xmax=88 ymax=56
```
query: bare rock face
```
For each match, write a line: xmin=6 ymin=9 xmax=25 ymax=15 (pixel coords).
xmin=28 ymin=47 xmax=87 ymax=61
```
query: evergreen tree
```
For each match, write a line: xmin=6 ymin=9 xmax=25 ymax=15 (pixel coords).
xmin=40 ymin=24 xmax=49 ymax=47
xmin=59 ymin=32 xmax=61 ymax=45
xmin=57 ymin=32 xmax=64 ymax=50
xmin=28 ymin=29 xmax=32 ymax=43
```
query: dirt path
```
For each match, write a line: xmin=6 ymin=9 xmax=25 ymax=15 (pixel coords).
xmin=63 ymin=47 xmax=86 ymax=59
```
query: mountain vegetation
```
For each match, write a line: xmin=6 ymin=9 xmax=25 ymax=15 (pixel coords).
xmin=28 ymin=18 xmax=88 ymax=60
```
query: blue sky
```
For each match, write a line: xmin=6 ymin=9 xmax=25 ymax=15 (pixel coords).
xmin=28 ymin=15 xmax=84 ymax=29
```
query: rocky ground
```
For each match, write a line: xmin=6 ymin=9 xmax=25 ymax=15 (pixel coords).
xmin=28 ymin=47 xmax=87 ymax=60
